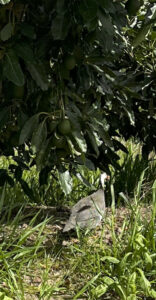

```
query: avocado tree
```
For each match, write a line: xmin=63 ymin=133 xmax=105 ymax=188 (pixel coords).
xmin=0 ymin=0 xmax=155 ymax=195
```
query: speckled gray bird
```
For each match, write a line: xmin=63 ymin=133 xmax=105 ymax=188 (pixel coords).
xmin=63 ymin=173 xmax=108 ymax=232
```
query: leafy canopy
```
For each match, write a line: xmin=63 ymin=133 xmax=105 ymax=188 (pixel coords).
xmin=0 ymin=0 xmax=155 ymax=194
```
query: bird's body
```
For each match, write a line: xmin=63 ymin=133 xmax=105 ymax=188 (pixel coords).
xmin=63 ymin=173 xmax=107 ymax=232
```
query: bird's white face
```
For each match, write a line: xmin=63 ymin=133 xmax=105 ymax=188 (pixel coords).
xmin=100 ymin=173 xmax=108 ymax=189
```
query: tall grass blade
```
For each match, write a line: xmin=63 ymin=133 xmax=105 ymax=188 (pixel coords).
xmin=110 ymin=184 xmax=117 ymax=251
xmin=17 ymin=217 xmax=51 ymax=246
xmin=136 ymin=169 xmax=146 ymax=201
xmin=0 ymin=184 xmax=6 ymax=212
xmin=151 ymin=180 xmax=156 ymax=250
xmin=73 ymin=273 xmax=101 ymax=299
xmin=110 ymin=184 xmax=115 ymax=215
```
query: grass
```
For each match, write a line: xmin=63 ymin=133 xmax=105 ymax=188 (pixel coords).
xmin=0 ymin=141 xmax=155 ymax=299
xmin=71 ymin=177 xmax=156 ymax=300
xmin=110 ymin=139 xmax=156 ymax=204
xmin=0 ymin=176 xmax=155 ymax=299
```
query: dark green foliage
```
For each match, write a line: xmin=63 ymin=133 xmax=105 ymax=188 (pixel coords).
xmin=0 ymin=0 xmax=155 ymax=193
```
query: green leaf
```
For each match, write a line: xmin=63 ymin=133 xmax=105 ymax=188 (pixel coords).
xmin=58 ymin=170 xmax=73 ymax=195
xmin=0 ymin=23 xmax=13 ymax=41
xmin=19 ymin=114 xmax=39 ymax=145
xmin=127 ymin=295 xmax=136 ymax=300
xmin=51 ymin=13 xmax=70 ymax=40
xmin=20 ymin=23 xmax=36 ymax=39
xmin=66 ymin=136 xmax=81 ymax=156
xmin=19 ymin=179 xmax=35 ymax=201
xmin=31 ymin=121 xmax=47 ymax=153
xmin=0 ymin=106 xmax=9 ymax=129
xmin=86 ymin=129 xmax=99 ymax=157
xmin=0 ymin=0 xmax=10 ymax=4
xmin=128 ymin=272 xmax=136 ymax=285
xmin=149 ymin=289 xmax=156 ymax=298
xmin=115 ymin=283 xmax=126 ymax=300
xmin=123 ymin=106 xmax=135 ymax=126
xmin=144 ymin=252 xmax=153 ymax=269
xmin=127 ymin=275 xmax=137 ymax=297
xmin=119 ymin=252 xmax=132 ymax=269
xmin=0 ymin=170 xmax=14 ymax=187
xmin=14 ymin=166 xmax=23 ymax=181
xmin=92 ymin=284 xmax=108 ymax=298
xmin=0 ymin=291 xmax=13 ymax=299
xmin=56 ymin=0 xmax=66 ymax=13
xmin=92 ymin=277 xmax=114 ymax=297
xmin=137 ymin=268 xmax=151 ymax=293
xmin=66 ymin=111 xmax=81 ymax=131
xmin=3 ymin=49 xmax=25 ymax=86
xmin=98 ymin=10 xmax=114 ymax=35
xmin=103 ymin=276 xmax=114 ymax=286
xmin=87 ymin=56 xmax=108 ymax=65
xmin=0 ymin=184 xmax=6 ymax=212
xmin=132 ymin=24 xmax=151 ymax=48
xmin=88 ymin=122 xmax=103 ymax=148
xmin=36 ymin=138 xmax=51 ymax=170
xmin=101 ymin=256 xmax=120 ymax=264
xmin=97 ymin=10 xmax=114 ymax=51
xmin=0 ymin=169 xmax=8 ymax=186
xmin=76 ymin=172 xmax=93 ymax=188
xmin=39 ymin=166 xmax=51 ymax=186
xmin=145 ymin=3 xmax=156 ymax=22
xmin=79 ymin=0 xmax=98 ymax=22
xmin=135 ymin=233 xmax=145 ymax=248
xmin=71 ymin=131 xmax=87 ymax=153
xmin=14 ymin=43 xmax=34 ymax=63
xmin=77 ymin=156 xmax=95 ymax=171
xmin=6 ymin=174 xmax=14 ymax=187
xmin=74 ymin=273 xmax=101 ymax=300
xmin=13 ymin=157 xmax=29 ymax=170
xmin=114 ymin=140 xmax=128 ymax=153
xmin=84 ymin=158 xmax=95 ymax=170
xmin=27 ymin=63 xmax=49 ymax=91
xmin=99 ymin=127 xmax=114 ymax=149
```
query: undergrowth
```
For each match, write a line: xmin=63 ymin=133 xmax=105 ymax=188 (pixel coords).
xmin=0 ymin=139 xmax=156 ymax=209
xmin=0 ymin=175 xmax=155 ymax=299
xmin=0 ymin=141 xmax=155 ymax=299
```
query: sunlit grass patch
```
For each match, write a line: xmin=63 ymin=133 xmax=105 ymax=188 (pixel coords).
xmin=67 ymin=179 xmax=156 ymax=299
xmin=0 ymin=143 xmax=155 ymax=299
xmin=0 ymin=183 xmax=155 ymax=299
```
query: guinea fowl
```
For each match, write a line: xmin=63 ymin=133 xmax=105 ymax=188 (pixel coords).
xmin=63 ymin=173 xmax=108 ymax=232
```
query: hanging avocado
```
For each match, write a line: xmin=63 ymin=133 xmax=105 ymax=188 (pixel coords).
xmin=58 ymin=119 xmax=72 ymax=135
